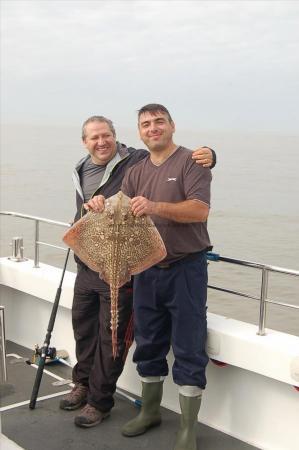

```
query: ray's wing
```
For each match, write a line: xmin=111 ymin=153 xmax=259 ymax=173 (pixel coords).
xmin=119 ymin=213 xmax=167 ymax=276
xmin=63 ymin=210 xmax=114 ymax=283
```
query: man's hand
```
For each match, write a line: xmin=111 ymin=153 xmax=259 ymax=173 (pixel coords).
xmin=192 ymin=147 xmax=213 ymax=167
xmin=131 ymin=196 xmax=156 ymax=217
xmin=84 ymin=195 xmax=105 ymax=212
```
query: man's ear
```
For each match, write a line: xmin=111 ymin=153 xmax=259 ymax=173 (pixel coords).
xmin=138 ymin=124 xmax=142 ymax=138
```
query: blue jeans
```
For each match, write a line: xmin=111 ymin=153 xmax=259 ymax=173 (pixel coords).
xmin=133 ymin=252 xmax=209 ymax=389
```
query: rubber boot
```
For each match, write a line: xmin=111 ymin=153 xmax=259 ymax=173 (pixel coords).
xmin=174 ymin=393 xmax=202 ymax=450
xmin=122 ymin=381 xmax=163 ymax=437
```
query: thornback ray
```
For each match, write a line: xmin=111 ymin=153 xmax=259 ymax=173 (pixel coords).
xmin=63 ymin=191 xmax=167 ymax=358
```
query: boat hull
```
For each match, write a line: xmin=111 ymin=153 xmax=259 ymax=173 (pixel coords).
xmin=1 ymin=257 xmax=298 ymax=450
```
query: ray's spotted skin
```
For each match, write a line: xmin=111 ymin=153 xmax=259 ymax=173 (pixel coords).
xmin=63 ymin=191 xmax=166 ymax=358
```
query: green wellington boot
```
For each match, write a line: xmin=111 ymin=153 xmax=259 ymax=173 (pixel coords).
xmin=174 ymin=394 xmax=202 ymax=450
xmin=122 ymin=381 xmax=163 ymax=437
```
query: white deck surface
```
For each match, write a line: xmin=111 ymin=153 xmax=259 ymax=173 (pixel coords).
xmin=1 ymin=433 xmax=25 ymax=450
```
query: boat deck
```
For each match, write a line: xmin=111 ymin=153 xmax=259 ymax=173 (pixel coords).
xmin=1 ymin=342 xmax=258 ymax=450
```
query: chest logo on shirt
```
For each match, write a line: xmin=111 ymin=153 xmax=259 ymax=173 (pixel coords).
xmin=166 ymin=177 xmax=177 ymax=182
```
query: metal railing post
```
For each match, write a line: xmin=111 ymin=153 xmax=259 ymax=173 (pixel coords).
xmin=0 ymin=306 xmax=7 ymax=383
xmin=257 ymin=267 xmax=269 ymax=335
xmin=34 ymin=220 xmax=40 ymax=268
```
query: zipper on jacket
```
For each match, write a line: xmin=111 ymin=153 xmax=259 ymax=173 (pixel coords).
xmin=80 ymin=152 xmax=131 ymax=218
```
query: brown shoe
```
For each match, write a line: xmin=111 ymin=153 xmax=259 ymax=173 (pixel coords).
xmin=59 ymin=383 xmax=88 ymax=410
xmin=74 ymin=403 xmax=110 ymax=428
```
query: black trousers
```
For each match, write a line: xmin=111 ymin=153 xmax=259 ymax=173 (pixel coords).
xmin=72 ymin=264 xmax=133 ymax=412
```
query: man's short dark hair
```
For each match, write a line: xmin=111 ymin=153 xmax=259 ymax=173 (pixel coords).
xmin=82 ymin=116 xmax=116 ymax=140
xmin=138 ymin=104 xmax=173 ymax=123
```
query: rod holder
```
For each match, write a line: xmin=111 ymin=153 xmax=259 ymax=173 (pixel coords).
xmin=8 ymin=237 xmax=27 ymax=262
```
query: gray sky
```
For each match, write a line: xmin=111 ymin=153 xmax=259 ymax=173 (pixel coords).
xmin=1 ymin=0 xmax=299 ymax=133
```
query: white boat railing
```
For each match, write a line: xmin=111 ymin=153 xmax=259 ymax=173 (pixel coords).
xmin=206 ymin=252 xmax=299 ymax=335
xmin=1 ymin=211 xmax=299 ymax=336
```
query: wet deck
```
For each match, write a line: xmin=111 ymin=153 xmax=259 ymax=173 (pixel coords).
xmin=1 ymin=342 xmax=258 ymax=450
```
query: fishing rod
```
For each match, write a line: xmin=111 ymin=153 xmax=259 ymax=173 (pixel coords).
xmin=29 ymin=248 xmax=71 ymax=410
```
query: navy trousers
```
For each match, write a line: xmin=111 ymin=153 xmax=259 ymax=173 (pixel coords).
xmin=133 ymin=252 xmax=209 ymax=389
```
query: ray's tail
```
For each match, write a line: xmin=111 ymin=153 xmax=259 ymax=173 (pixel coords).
xmin=110 ymin=285 xmax=119 ymax=359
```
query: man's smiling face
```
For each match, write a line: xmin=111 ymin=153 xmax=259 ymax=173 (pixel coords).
xmin=83 ymin=121 xmax=117 ymax=165
xmin=138 ymin=111 xmax=175 ymax=152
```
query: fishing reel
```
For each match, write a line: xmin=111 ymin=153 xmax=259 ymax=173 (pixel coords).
xmin=28 ymin=344 xmax=57 ymax=364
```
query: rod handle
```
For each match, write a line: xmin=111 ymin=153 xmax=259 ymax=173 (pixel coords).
xmin=206 ymin=251 xmax=220 ymax=261
xmin=29 ymin=356 xmax=46 ymax=409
